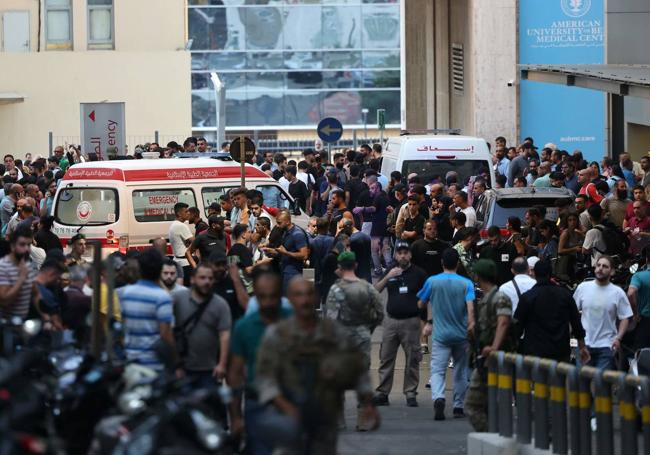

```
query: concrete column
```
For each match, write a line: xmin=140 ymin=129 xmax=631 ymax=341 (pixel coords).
xmin=469 ymin=0 xmax=518 ymax=145
xmin=434 ymin=0 xmax=450 ymax=129
xmin=403 ymin=0 xmax=432 ymax=130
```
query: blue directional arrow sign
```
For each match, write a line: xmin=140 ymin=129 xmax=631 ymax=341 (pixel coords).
xmin=317 ymin=117 xmax=343 ymax=143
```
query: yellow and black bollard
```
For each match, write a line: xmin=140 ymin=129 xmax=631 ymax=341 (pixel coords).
xmin=515 ymin=355 xmax=532 ymax=444
xmin=549 ymin=362 xmax=568 ymax=454
xmin=532 ymin=358 xmax=550 ymax=450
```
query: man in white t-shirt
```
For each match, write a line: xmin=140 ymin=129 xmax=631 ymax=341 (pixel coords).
xmin=452 ymin=191 xmax=476 ymax=227
xmin=573 ymin=255 xmax=633 ymax=370
xmin=499 ymin=257 xmax=537 ymax=313
xmin=582 ymin=204 xmax=607 ymax=268
xmin=168 ymin=202 xmax=194 ymax=286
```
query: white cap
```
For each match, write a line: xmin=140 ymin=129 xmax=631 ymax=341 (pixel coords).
xmin=544 ymin=143 xmax=557 ymax=151
xmin=527 ymin=256 xmax=540 ymax=269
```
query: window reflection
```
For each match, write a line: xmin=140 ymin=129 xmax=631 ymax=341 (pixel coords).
xmin=189 ymin=1 xmax=401 ymax=128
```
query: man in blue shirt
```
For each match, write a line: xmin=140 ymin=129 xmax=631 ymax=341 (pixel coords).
xmin=418 ymin=248 xmax=475 ymax=421
xmin=119 ymin=249 xmax=174 ymax=371
xmin=263 ymin=211 xmax=309 ymax=292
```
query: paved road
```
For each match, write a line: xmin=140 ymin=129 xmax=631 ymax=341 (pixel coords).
xmin=338 ymin=324 xmax=472 ymax=455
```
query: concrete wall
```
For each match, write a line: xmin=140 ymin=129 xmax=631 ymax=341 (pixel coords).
xmin=402 ymin=0 xmax=518 ymax=145
xmin=607 ymin=0 xmax=650 ymax=64
xmin=0 ymin=0 xmax=185 ymax=52
xmin=0 ymin=51 xmax=191 ymax=156
xmin=403 ymin=0 xmax=435 ymax=130
xmin=470 ymin=0 xmax=518 ymax=146
xmin=607 ymin=0 xmax=650 ymax=155
xmin=0 ymin=0 xmax=190 ymax=157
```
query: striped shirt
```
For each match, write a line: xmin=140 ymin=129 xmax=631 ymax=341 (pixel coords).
xmin=0 ymin=256 xmax=37 ymax=319
xmin=119 ymin=280 xmax=173 ymax=370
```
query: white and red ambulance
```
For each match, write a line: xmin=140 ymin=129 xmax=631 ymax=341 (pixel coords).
xmin=51 ymin=158 xmax=307 ymax=255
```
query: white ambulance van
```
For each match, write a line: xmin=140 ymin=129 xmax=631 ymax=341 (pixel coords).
xmin=380 ymin=133 xmax=495 ymax=188
xmin=51 ymin=158 xmax=307 ymax=254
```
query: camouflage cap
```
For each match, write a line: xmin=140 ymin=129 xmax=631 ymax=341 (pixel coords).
xmin=337 ymin=251 xmax=356 ymax=264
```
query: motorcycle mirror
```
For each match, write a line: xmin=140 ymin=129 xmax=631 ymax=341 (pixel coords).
xmin=22 ymin=319 xmax=42 ymax=338
xmin=630 ymin=264 xmax=639 ymax=274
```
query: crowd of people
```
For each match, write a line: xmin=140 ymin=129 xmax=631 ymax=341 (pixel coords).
xmin=1 ymin=135 xmax=650 ymax=452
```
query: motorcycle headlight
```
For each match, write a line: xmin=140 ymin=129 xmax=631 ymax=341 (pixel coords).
xmin=118 ymin=392 xmax=146 ymax=415
xmin=190 ymin=409 xmax=225 ymax=450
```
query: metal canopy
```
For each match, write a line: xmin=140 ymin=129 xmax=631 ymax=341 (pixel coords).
xmin=520 ymin=64 xmax=650 ymax=99
xmin=0 ymin=92 xmax=25 ymax=105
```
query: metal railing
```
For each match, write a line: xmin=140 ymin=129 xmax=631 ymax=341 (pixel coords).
xmin=487 ymin=351 xmax=650 ymax=455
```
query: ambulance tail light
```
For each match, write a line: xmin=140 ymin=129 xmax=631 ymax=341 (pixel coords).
xmin=119 ymin=235 xmax=129 ymax=254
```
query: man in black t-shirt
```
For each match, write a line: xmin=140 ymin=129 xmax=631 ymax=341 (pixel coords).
xmin=188 ymin=215 xmax=226 ymax=263
xmin=345 ymin=164 xmax=368 ymax=210
xmin=410 ymin=220 xmax=450 ymax=277
xmin=208 ymin=251 xmax=247 ymax=323
xmin=285 ymin=165 xmax=310 ymax=212
xmin=372 ymin=241 xmax=427 ymax=408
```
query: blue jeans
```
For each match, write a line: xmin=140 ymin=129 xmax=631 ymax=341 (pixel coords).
xmin=587 ymin=347 xmax=615 ymax=371
xmin=245 ymin=398 xmax=300 ymax=455
xmin=430 ymin=340 xmax=469 ymax=408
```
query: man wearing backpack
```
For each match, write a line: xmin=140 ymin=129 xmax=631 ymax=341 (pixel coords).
xmin=582 ymin=205 xmax=615 ymax=267
xmin=325 ymin=251 xmax=384 ymax=430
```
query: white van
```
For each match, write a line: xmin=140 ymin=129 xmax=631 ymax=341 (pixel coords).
xmin=51 ymin=158 xmax=308 ymax=254
xmin=380 ymin=133 xmax=495 ymax=188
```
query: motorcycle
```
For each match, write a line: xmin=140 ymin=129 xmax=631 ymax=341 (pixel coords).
xmin=90 ymin=366 xmax=233 ymax=455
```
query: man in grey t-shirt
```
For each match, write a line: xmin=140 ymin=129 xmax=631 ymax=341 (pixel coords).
xmin=173 ymin=263 xmax=231 ymax=384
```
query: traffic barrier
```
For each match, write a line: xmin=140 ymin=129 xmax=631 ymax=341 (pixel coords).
xmin=487 ymin=352 xmax=650 ymax=455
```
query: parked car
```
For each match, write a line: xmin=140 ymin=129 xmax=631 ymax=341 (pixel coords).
xmin=475 ymin=187 xmax=575 ymax=235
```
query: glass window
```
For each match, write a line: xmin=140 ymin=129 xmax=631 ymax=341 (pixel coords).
xmin=286 ymin=71 xmax=323 ymax=90
xmin=284 ymin=91 xmax=321 ymax=126
xmin=201 ymin=186 xmax=236 ymax=217
xmin=188 ymin=1 xmax=402 ymax=129
xmin=132 ymin=189 xmax=196 ymax=223
xmin=321 ymin=91 xmax=363 ymax=124
xmin=55 ymin=188 xmax=118 ymax=226
xmin=323 ymin=51 xmax=361 ymax=69
xmin=322 ymin=70 xmax=363 ymax=89
xmin=45 ymin=0 xmax=72 ymax=50
xmin=322 ymin=6 xmax=361 ymax=49
xmin=283 ymin=5 xmax=322 ymax=49
xmin=188 ymin=7 xmax=228 ymax=51
xmin=246 ymin=71 xmax=285 ymax=91
xmin=359 ymin=89 xmax=400 ymax=123
xmin=88 ymin=0 xmax=113 ymax=49
xmin=284 ymin=52 xmax=322 ymax=70
xmin=491 ymin=199 xmax=565 ymax=226
xmin=256 ymin=185 xmax=290 ymax=210
xmin=362 ymin=70 xmax=400 ymax=88
xmin=362 ymin=50 xmax=400 ymax=69
xmin=192 ymin=90 xmax=216 ymax=128
xmin=362 ymin=4 xmax=400 ymax=49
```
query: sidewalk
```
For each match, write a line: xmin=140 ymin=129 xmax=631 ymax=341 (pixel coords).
xmin=338 ymin=324 xmax=473 ymax=455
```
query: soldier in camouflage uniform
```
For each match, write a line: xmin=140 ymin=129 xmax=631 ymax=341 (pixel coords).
xmin=256 ymin=277 xmax=380 ymax=454
xmin=325 ymin=251 xmax=384 ymax=431
xmin=325 ymin=251 xmax=384 ymax=373
xmin=464 ymin=259 xmax=514 ymax=432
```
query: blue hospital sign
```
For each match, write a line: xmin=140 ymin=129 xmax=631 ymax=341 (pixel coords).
xmin=519 ymin=0 xmax=605 ymax=162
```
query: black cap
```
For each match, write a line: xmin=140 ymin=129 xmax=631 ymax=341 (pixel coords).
xmin=394 ymin=183 xmax=406 ymax=193
xmin=394 ymin=240 xmax=410 ymax=252
xmin=208 ymin=202 xmax=220 ymax=210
